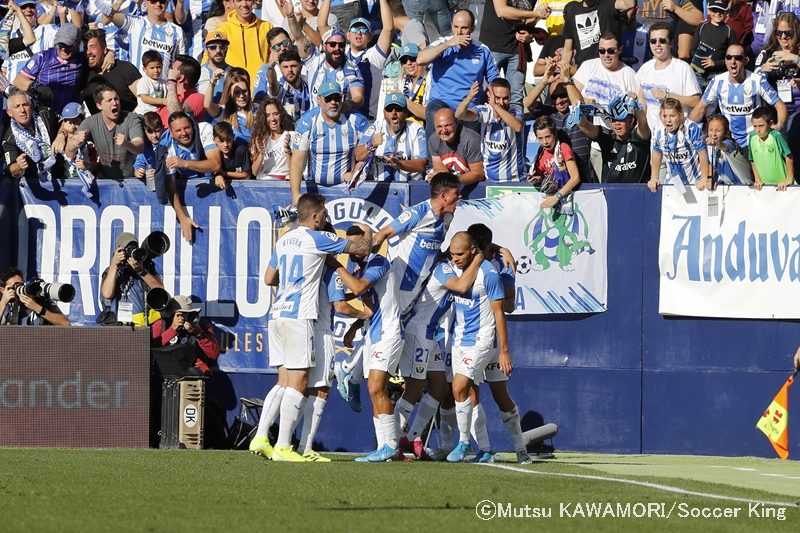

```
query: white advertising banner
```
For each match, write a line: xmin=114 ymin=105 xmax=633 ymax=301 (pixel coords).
xmin=659 ymin=186 xmax=800 ymax=318
xmin=446 ymin=189 xmax=608 ymax=315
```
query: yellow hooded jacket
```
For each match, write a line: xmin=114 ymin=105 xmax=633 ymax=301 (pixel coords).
xmin=216 ymin=11 xmax=272 ymax=87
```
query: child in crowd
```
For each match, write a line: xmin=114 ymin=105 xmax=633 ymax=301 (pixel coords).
xmin=649 ymin=98 xmax=709 ymax=192
xmin=690 ymin=0 xmax=735 ymax=90
xmin=527 ymin=115 xmax=580 ymax=210
xmin=698 ymin=114 xmax=752 ymax=189
xmin=134 ymin=51 xmax=167 ymax=115
xmin=749 ymin=106 xmax=794 ymax=190
xmin=212 ymin=121 xmax=251 ymax=189
xmin=53 ymin=102 xmax=95 ymax=195
xmin=133 ymin=112 xmax=164 ymax=190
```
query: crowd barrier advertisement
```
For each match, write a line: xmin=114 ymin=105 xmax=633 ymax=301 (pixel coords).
xmin=17 ymin=180 xmax=409 ymax=372
xmin=659 ymin=186 xmax=800 ymax=319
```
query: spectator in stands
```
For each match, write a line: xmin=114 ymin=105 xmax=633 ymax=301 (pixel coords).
xmin=701 ymin=114 xmax=753 ymax=187
xmin=251 ymin=99 xmax=294 ymax=181
xmin=155 ymin=111 xmax=219 ymax=242
xmin=428 ymin=107 xmax=485 ymax=185
xmin=0 ymin=266 xmax=70 ymax=326
xmin=100 ymin=232 xmax=164 ymax=326
xmin=150 ymin=295 xmax=220 ymax=376
xmin=2 ymin=91 xmax=60 ymax=184
xmin=727 ymin=0 xmax=754 ymax=60
xmin=2 ymin=1 xmax=58 ymax=84
xmin=749 ymin=106 xmax=794 ymax=191
xmin=205 ymin=0 xmax=236 ymax=34
xmin=289 ymin=81 xmax=370 ymax=203
xmin=197 ymin=30 xmax=231 ymax=100
xmin=417 ymin=9 xmax=500 ymax=137
xmin=537 ymin=0 xmax=569 ymax=36
xmin=104 ymin=0 xmax=186 ymax=71
xmin=577 ymin=91 xmax=651 ymax=183
xmin=355 ymin=93 xmax=428 ymax=182
xmin=637 ymin=0 xmax=703 ymax=60
xmin=212 ymin=121 xmax=252 ymax=189
xmin=81 ymin=29 xmax=141 ymax=115
xmin=320 ymin=1 xmax=393 ymax=119
xmin=456 ymin=79 xmax=525 ymax=183
xmin=302 ymin=28 xmax=365 ymax=113
xmin=51 ymin=102 xmax=84 ymax=158
xmin=134 ymin=51 xmax=167 ymax=115
xmin=159 ymin=55 xmax=206 ymax=125
xmin=690 ymin=0 xmax=735 ymax=90
xmin=528 ymin=115 xmax=580 ymax=208
xmin=13 ymin=24 xmax=85 ymax=114
xmin=689 ymin=43 xmax=786 ymax=151
xmin=204 ymin=68 xmax=257 ymax=143
xmin=66 ymin=86 xmax=144 ymax=180
xmin=401 ymin=0 xmax=451 ymax=38
xmin=561 ymin=0 xmax=635 ymax=66
xmin=649 ymin=98 xmax=709 ymax=192
xmin=133 ymin=112 xmax=165 ymax=187
xmin=388 ymin=0 xmax=428 ymax=47
xmin=254 ymin=49 xmax=311 ymax=122
xmin=636 ymin=22 xmax=701 ymax=133
xmin=479 ymin=0 xmax=550 ymax=111
xmin=216 ymin=0 xmax=272 ymax=86
xmin=754 ymin=12 xmax=800 ymax=178
xmin=393 ymin=44 xmax=428 ymax=124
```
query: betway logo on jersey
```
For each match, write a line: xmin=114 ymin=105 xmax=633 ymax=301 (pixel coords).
xmin=485 ymin=140 xmax=508 ymax=152
xmin=665 ymin=151 xmax=690 ymax=162
xmin=720 ymin=103 xmax=753 ymax=115
xmin=417 ymin=238 xmax=442 ymax=251
xmin=452 ymin=295 xmax=475 ymax=307
xmin=142 ymin=38 xmax=173 ymax=53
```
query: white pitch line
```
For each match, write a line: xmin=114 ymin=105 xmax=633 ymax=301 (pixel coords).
xmin=480 ymin=463 xmax=800 ymax=508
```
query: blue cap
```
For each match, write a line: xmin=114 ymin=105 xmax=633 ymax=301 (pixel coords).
xmin=323 ymin=28 xmax=346 ymax=43
xmin=349 ymin=17 xmax=372 ymax=32
xmin=318 ymin=81 xmax=343 ymax=98
xmin=384 ymin=93 xmax=407 ymax=109
xmin=399 ymin=43 xmax=419 ymax=60
xmin=61 ymin=102 xmax=82 ymax=120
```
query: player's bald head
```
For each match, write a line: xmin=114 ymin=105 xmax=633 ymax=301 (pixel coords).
xmin=450 ymin=231 xmax=474 ymax=250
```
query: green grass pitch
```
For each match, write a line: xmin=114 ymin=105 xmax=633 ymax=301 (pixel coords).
xmin=2 ymin=449 xmax=799 ymax=532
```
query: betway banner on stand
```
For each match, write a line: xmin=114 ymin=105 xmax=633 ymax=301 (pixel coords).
xmin=446 ymin=189 xmax=608 ymax=314
xmin=18 ymin=180 xmax=408 ymax=372
xmin=659 ymin=186 xmax=800 ymax=318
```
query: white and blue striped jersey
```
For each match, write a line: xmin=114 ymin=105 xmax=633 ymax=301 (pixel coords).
xmin=350 ymin=254 xmax=400 ymax=345
xmin=167 ymin=0 xmax=210 ymax=60
xmin=120 ymin=14 xmax=186 ymax=71
xmin=269 ymin=227 xmax=350 ymax=321
xmin=292 ymin=107 xmax=370 ymax=185
xmin=346 ymin=45 xmax=389 ymax=119
xmin=317 ymin=266 xmax=345 ymax=333
xmin=701 ymin=70 xmax=780 ymax=148
xmin=488 ymin=252 xmax=515 ymax=291
xmin=405 ymin=261 xmax=456 ymax=341
xmin=387 ymin=200 xmax=451 ymax=315
xmin=652 ymin=121 xmax=706 ymax=185
xmin=707 ymin=140 xmax=753 ymax=185
xmin=451 ymin=261 xmax=505 ymax=348
xmin=302 ymin=51 xmax=364 ymax=108
xmin=360 ymin=120 xmax=428 ymax=181
xmin=252 ymin=66 xmax=312 ymax=122
xmin=1 ymin=24 xmax=57 ymax=82
xmin=475 ymin=105 xmax=525 ymax=182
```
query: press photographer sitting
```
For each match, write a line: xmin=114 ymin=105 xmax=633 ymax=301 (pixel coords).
xmin=150 ymin=295 xmax=219 ymax=376
xmin=0 ymin=267 xmax=70 ymax=326
xmin=99 ymin=232 xmax=164 ymax=326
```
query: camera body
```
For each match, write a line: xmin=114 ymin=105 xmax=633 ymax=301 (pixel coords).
xmin=120 ymin=231 xmax=171 ymax=268
xmin=13 ymin=278 xmax=75 ymax=303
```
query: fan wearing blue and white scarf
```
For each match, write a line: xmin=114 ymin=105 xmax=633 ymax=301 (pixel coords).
xmin=10 ymin=112 xmax=57 ymax=183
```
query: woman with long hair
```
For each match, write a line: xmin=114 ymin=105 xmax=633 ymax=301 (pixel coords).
xmin=250 ymin=98 xmax=295 ymax=180
xmin=204 ymin=67 xmax=257 ymax=143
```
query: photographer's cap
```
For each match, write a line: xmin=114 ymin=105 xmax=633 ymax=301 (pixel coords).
xmin=61 ymin=102 xmax=82 ymax=121
xmin=115 ymin=232 xmax=137 ymax=249
xmin=174 ymin=295 xmax=202 ymax=313
xmin=55 ymin=24 xmax=81 ymax=47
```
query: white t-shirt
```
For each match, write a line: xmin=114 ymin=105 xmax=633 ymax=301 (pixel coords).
xmin=255 ymin=131 xmax=292 ymax=180
xmin=636 ymin=57 xmax=701 ymax=132
xmin=574 ymin=58 xmax=640 ymax=127
xmin=134 ymin=76 xmax=166 ymax=115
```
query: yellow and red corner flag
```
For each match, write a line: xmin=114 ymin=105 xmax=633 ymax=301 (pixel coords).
xmin=756 ymin=371 xmax=797 ymax=459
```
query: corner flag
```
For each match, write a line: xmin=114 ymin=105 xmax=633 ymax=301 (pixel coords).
xmin=756 ymin=371 xmax=797 ymax=459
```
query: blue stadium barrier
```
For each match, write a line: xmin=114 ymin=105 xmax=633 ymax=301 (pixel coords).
xmin=4 ymin=179 xmax=798 ymax=457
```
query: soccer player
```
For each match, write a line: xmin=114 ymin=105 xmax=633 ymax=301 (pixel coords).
xmin=467 ymin=223 xmax=531 ymax=464
xmin=254 ymin=193 xmax=372 ymax=462
xmin=446 ymin=232 xmax=511 ymax=463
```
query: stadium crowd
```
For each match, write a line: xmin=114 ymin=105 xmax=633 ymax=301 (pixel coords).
xmin=2 ymin=0 xmax=800 ymax=459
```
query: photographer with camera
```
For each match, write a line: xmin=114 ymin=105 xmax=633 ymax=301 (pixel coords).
xmin=99 ymin=232 xmax=165 ymax=326
xmin=0 ymin=267 xmax=70 ymax=326
xmin=150 ymin=295 xmax=219 ymax=376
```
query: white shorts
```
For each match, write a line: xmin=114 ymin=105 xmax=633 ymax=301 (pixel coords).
xmin=267 ymin=317 xmax=316 ymax=370
xmin=451 ymin=343 xmax=493 ymax=385
xmin=483 ymin=346 xmax=509 ymax=383
xmin=364 ymin=335 xmax=404 ymax=379
xmin=399 ymin=332 xmax=440 ymax=380
xmin=308 ymin=328 xmax=335 ymax=388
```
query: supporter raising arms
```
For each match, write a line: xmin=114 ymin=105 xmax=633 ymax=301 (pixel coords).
xmin=205 ymin=68 xmax=257 ymax=143
xmin=649 ymin=98 xmax=709 ymax=192
xmin=103 ymin=0 xmax=186 ymax=71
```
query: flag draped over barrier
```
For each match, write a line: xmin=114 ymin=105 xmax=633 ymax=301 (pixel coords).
xmin=756 ymin=372 xmax=796 ymax=459
xmin=446 ymin=189 xmax=608 ymax=315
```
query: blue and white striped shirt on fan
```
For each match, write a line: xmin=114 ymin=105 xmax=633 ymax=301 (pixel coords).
xmin=361 ymin=120 xmax=427 ymax=181
xmin=652 ymin=121 xmax=706 ymax=185
xmin=475 ymin=105 xmax=525 ymax=182
xmin=302 ymin=51 xmax=364 ymax=108
xmin=121 ymin=14 xmax=185 ymax=71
